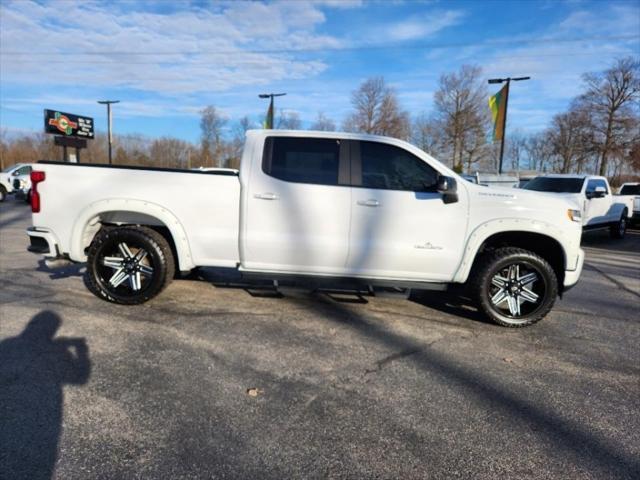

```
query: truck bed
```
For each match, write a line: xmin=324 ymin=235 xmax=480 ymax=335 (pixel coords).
xmin=31 ymin=161 xmax=241 ymax=269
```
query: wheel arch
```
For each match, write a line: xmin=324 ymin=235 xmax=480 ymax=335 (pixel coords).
xmin=454 ymin=220 xmax=568 ymax=288
xmin=70 ymin=199 xmax=195 ymax=271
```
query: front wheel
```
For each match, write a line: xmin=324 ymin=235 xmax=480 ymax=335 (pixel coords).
xmin=86 ymin=226 xmax=175 ymax=305
xmin=610 ymin=213 xmax=627 ymax=239
xmin=471 ymin=247 xmax=558 ymax=327
xmin=0 ymin=185 xmax=6 ymax=202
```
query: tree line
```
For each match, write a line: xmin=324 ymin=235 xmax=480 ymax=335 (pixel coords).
xmin=1 ymin=57 xmax=638 ymax=183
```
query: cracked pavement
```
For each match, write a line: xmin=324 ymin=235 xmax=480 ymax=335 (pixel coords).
xmin=1 ymin=196 xmax=639 ymax=479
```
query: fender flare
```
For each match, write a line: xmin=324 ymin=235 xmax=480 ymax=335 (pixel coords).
xmin=452 ymin=218 xmax=571 ymax=283
xmin=69 ymin=198 xmax=195 ymax=271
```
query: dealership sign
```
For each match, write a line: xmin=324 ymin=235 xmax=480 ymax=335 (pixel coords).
xmin=44 ymin=109 xmax=94 ymax=139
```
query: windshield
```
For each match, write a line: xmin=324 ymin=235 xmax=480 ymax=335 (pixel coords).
xmin=523 ymin=177 xmax=584 ymax=193
xmin=620 ymin=184 xmax=640 ymax=195
xmin=2 ymin=164 xmax=21 ymax=173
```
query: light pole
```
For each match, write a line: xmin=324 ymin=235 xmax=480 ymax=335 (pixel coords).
xmin=97 ymin=100 xmax=120 ymax=164
xmin=488 ymin=76 xmax=530 ymax=174
xmin=258 ymin=93 xmax=286 ymax=129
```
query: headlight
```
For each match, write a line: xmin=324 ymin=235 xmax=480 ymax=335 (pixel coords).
xmin=567 ymin=209 xmax=582 ymax=223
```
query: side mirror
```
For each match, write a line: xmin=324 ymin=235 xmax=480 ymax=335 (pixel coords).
xmin=437 ymin=175 xmax=458 ymax=204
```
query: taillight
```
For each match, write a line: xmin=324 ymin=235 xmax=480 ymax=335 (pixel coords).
xmin=30 ymin=171 xmax=46 ymax=213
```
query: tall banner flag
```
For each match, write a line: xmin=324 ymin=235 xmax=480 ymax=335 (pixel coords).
xmin=264 ymin=97 xmax=274 ymax=129
xmin=489 ymin=83 xmax=508 ymax=141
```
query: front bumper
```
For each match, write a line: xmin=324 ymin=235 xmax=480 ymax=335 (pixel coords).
xmin=563 ymin=247 xmax=585 ymax=291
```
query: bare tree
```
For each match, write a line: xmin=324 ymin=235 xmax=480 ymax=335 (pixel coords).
xmin=579 ymin=57 xmax=640 ymax=176
xmin=546 ymin=105 xmax=594 ymax=173
xmin=505 ymin=131 xmax=528 ymax=172
xmin=277 ymin=111 xmax=302 ymax=130
xmin=524 ymin=132 xmax=553 ymax=172
xmin=311 ymin=112 xmax=336 ymax=131
xmin=200 ymin=106 xmax=227 ymax=168
xmin=149 ymin=137 xmax=192 ymax=168
xmin=226 ymin=116 xmax=255 ymax=169
xmin=411 ymin=114 xmax=443 ymax=158
xmin=343 ymin=76 xmax=410 ymax=139
xmin=433 ymin=65 xmax=490 ymax=172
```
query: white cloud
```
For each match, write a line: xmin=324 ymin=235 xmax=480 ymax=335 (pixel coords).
xmin=386 ymin=10 xmax=465 ymax=42
xmin=0 ymin=0 xmax=344 ymax=96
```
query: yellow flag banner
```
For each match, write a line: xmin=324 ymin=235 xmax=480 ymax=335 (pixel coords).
xmin=489 ymin=83 xmax=508 ymax=141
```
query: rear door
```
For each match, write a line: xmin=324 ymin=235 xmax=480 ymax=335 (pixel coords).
xmin=346 ymin=140 xmax=467 ymax=281
xmin=242 ymin=135 xmax=352 ymax=275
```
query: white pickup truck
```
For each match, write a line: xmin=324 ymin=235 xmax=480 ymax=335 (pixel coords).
xmin=0 ymin=163 xmax=32 ymax=202
xmin=618 ymin=182 xmax=640 ymax=224
xmin=26 ymin=130 xmax=585 ymax=327
xmin=522 ymin=174 xmax=633 ymax=238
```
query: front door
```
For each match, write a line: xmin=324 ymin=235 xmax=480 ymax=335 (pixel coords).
xmin=584 ymin=178 xmax=610 ymax=225
xmin=242 ymin=135 xmax=352 ymax=275
xmin=346 ymin=140 xmax=468 ymax=282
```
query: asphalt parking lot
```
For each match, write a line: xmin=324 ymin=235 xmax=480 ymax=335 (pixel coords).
xmin=1 ymin=195 xmax=639 ymax=479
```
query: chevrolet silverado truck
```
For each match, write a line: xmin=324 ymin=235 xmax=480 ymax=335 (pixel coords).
xmin=523 ymin=174 xmax=633 ymax=238
xmin=26 ymin=130 xmax=585 ymax=327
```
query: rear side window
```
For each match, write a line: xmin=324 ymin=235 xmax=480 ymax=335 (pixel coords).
xmin=357 ymin=141 xmax=437 ymax=191
xmin=13 ymin=166 xmax=32 ymax=176
xmin=586 ymin=179 xmax=608 ymax=193
xmin=263 ymin=137 xmax=340 ymax=186
xmin=620 ymin=184 xmax=640 ymax=195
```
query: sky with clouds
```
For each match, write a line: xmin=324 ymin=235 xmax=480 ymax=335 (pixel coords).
xmin=1 ymin=0 xmax=638 ymax=142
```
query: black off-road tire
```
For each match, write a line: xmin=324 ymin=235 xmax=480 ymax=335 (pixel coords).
xmin=86 ymin=226 xmax=175 ymax=305
xmin=610 ymin=212 xmax=627 ymax=239
xmin=0 ymin=185 xmax=7 ymax=202
xmin=470 ymin=247 xmax=558 ymax=327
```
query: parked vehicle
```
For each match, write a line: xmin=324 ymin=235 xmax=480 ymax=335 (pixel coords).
xmin=26 ymin=130 xmax=585 ymax=327
xmin=617 ymin=182 xmax=640 ymax=224
xmin=523 ymin=174 xmax=634 ymax=238
xmin=0 ymin=163 xmax=32 ymax=202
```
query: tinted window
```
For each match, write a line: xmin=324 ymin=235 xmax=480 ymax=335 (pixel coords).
xmin=13 ymin=166 xmax=32 ymax=176
xmin=620 ymin=184 xmax=640 ymax=195
xmin=359 ymin=141 xmax=437 ymax=191
xmin=523 ymin=177 xmax=584 ymax=193
xmin=263 ymin=137 xmax=340 ymax=186
xmin=586 ymin=179 xmax=608 ymax=193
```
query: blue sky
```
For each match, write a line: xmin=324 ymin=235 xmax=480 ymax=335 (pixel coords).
xmin=1 ymin=0 xmax=639 ymax=143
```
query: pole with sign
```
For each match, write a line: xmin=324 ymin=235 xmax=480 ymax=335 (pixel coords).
xmin=44 ymin=109 xmax=94 ymax=162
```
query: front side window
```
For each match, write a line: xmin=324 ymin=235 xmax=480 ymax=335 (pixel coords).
xmin=263 ymin=137 xmax=340 ymax=186
xmin=358 ymin=141 xmax=438 ymax=191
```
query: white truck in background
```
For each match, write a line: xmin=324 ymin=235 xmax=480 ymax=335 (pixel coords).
xmin=523 ymin=174 xmax=634 ymax=238
xmin=618 ymin=182 xmax=640 ymax=224
xmin=26 ymin=130 xmax=585 ymax=327
xmin=0 ymin=163 xmax=32 ymax=202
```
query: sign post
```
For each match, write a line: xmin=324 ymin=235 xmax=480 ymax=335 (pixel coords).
xmin=44 ymin=109 xmax=94 ymax=162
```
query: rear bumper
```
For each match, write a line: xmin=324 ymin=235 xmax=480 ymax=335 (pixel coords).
xmin=563 ymin=248 xmax=585 ymax=291
xmin=26 ymin=227 xmax=60 ymax=258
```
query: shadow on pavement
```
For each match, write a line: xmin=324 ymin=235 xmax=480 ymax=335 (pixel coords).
xmin=0 ymin=310 xmax=91 ymax=480
xmin=290 ymin=292 xmax=640 ymax=478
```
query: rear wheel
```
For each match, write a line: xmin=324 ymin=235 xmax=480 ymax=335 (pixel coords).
xmin=471 ymin=247 xmax=558 ymax=327
xmin=86 ymin=226 xmax=175 ymax=304
xmin=610 ymin=213 xmax=627 ymax=239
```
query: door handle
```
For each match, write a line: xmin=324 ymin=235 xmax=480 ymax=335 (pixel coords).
xmin=254 ymin=192 xmax=279 ymax=200
xmin=357 ymin=199 xmax=380 ymax=207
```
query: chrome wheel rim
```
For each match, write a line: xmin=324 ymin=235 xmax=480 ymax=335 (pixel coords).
xmin=98 ymin=241 xmax=154 ymax=294
xmin=489 ymin=263 xmax=545 ymax=319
